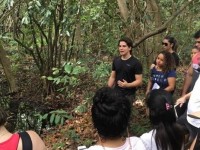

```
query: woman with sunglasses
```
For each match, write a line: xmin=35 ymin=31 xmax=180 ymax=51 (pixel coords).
xmin=162 ymin=36 xmax=180 ymax=67
xmin=151 ymin=36 xmax=180 ymax=69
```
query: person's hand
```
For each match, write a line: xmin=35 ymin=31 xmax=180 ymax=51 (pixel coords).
xmin=176 ymin=96 xmax=187 ymax=107
xmin=150 ymin=64 xmax=155 ymax=69
xmin=117 ymin=79 xmax=128 ymax=88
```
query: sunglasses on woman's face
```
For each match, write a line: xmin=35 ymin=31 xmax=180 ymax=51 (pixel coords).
xmin=162 ymin=42 xmax=169 ymax=46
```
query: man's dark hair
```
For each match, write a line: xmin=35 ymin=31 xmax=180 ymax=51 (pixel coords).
xmin=194 ymin=30 xmax=200 ymax=39
xmin=118 ymin=37 xmax=133 ymax=54
xmin=91 ymin=87 xmax=131 ymax=139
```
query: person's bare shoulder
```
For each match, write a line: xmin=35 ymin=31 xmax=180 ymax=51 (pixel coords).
xmin=26 ymin=130 xmax=47 ymax=150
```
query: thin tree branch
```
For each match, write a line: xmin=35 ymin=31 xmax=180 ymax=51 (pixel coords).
xmin=32 ymin=16 xmax=48 ymax=44
xmin=133 ymin=0 xmax=193 ymax=48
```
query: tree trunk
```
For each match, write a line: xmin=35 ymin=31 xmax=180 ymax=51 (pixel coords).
xmin=146 ymin=0 xmax=162 ymax=66
xmin=117 ymin=0 xmax=129 ymax=22
xmin=0 ymin=40 xmax=18 ymax=92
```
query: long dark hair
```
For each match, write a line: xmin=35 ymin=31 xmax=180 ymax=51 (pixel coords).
xmin=164 ymin=36 xmax=178 ymax=52
xmin=156 ymin=50 xmax=175 ymax=72
xmin=146 ymin=89 xmax=184 ymax=150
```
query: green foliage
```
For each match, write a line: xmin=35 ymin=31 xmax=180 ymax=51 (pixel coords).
xmin=92 ymin=61 xmax=110 ymax=86
xmin=2 ymin=0 xmax=14 ymax=9
xmin=0 ymin=96 xmax=10 ymax=110
xmin=74 ymin=103 xmax=87 ymax=114
xmin=66 ymin=129 xmax=80 ymax=143
xmin=52 ymin=142 xmax=65 ymax=150
xmin=73 ymin=92 xmax=92 ymax=114
xmin=82 ymin=138 xmax=93 ymax=148
xmin=15 ymin=103 xmax=43 ymax=132
xmin=49 ymin=109 xmax=73 ymax=125
xmin=35 ymin=109 xmax=73 ymax=126
xmin=44 ymin=61 xmax=87 ymax=93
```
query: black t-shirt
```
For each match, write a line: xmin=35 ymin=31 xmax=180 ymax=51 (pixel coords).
xmin=171 ymin=52 xmax=180 ymax=67
xmin=112 ymin=56 xmax=143 ymax=96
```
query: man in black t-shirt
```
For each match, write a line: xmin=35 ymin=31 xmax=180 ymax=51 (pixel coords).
xmin=108 ymin=37 xmax=143 ymax=102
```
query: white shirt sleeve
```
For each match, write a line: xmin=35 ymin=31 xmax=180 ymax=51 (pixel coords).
xmin=140 ymin=130 xmax=157 ymax=150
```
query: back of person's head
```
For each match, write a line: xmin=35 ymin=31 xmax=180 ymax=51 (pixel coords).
xmin=158 ymin=50 xmax=175 ymax=72
xmin=146 ymin=89 xmax=184 ymax=150
xmin=146 ymin=89 xmax=176 ymax=125
xmin=194 ymin=30 xmax=200 ymax=39
xmin=91 ymin=87 xmax=131 ymax=139
xmin=118 ymin=37 xmax=133 ymax=54
xmin=164 ymin=36 xmax=178 ymax=52
xmin=0 ymin=107 xmax=7 ymax=126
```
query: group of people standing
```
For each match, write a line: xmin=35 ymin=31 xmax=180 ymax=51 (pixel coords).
xmin=85 ymin=30 xmax=200 ymax=150
xmin=108 ymin=35 xmax=181 ymax=102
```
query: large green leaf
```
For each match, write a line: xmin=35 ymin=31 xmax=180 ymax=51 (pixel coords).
xmin=42 ymin=113 xmax=48 ymax=120
xmin=64 ymin=64 xmax=72 ymax=74
xmin=55 ymin=115 xmax=61 ymax=125
xmin=50 ymin=113 xmax=55 ymax=124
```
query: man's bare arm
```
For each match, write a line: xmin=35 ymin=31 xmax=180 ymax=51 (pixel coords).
xmin=108 ymin=71 xmax=116 ymax=87
xmin=181 ymin=65 xmax=193 ymax=96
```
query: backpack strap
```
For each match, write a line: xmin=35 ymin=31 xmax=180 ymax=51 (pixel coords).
xmin=18 ymin=132 xmax=33 ymax=150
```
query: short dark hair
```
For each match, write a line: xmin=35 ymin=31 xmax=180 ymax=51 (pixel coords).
xmin=91 ymin=87 xmax=131 ymax=139
xmin=194 ymin=30 xmax=200 ymax=39
xmin=0 ymin=107 xmax=7 ymax=126
xmin=192 ymin=46 xmax=199 ymax=49
xmin=118 ymin=37 xmax=133 ymax=54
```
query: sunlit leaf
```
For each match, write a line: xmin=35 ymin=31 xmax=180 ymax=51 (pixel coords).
xmin=47 ymin=76 xmax=54 ymax=81
xmin=55 ymin=115 xmax=61 ymax=125
xmin=64 ymin=64 xmax=72 ymax=74
xmin=60 ymin=117 xmax=64 ymax=125
xmin=42 ymin=114 xmax=48 ymax=120
xmin=50 ymin=113 xmax=55 ymax=124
